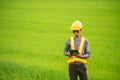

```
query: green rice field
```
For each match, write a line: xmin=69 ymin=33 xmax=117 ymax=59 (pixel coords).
xmin=0 ymin=0 xmax=120 ymax=80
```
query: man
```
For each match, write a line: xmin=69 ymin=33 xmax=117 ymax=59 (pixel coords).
xmin=64 ymin=20 xmax=90 ymax=80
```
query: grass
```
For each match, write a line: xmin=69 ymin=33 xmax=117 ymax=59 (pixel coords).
xmin=0 ymin=0 xmax=120 ymax=80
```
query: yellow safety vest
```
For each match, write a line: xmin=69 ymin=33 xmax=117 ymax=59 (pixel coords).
xmin=67 ymin=36 xmax=87 ymax=64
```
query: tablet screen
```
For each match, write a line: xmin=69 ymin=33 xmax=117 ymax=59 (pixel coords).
xmin=69 ymin=50 xmax=79 ymax=55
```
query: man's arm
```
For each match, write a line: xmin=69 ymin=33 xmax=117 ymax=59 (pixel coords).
xmin=64 ymin=39 xmax=71 ymax=56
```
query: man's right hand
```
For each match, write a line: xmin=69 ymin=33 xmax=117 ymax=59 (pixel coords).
xmin=66 ymin=52 xmax=71 ymax=57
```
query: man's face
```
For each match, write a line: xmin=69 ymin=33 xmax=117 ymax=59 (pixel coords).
xmin=72 ymin=30 xmax=81 ymax=37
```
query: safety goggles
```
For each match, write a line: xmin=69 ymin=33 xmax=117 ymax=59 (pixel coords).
xmin=72 ymin=30 xmax=80 ymax=33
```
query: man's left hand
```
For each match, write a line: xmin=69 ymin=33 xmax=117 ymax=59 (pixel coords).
xmin=76 ymin=54 xmax=85 ymax=58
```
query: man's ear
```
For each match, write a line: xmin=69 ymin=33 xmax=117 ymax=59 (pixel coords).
xmin=80 ymin=29 xmax=82 ymax=31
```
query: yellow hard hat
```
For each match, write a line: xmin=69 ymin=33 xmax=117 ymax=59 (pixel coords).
xmin=71 ymin=20 xmax=83 ymax=30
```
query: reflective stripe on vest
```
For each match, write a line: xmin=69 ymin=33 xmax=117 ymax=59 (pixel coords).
xmin=67 ymin=36 xmax=87 ymax=64
xmin=70 ymin=36 xmax=75 ymax=50
xmin=67 ymin=56 xmax=87 ymax=64
xmin=78 ymin=37 xmax=86 ymax=55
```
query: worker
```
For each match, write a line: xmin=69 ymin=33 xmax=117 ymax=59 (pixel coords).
xmin=64 ymin=20 xmax=90 ymax=80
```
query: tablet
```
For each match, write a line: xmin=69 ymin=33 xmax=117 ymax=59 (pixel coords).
xmin=69 ymin=50 xmax=79 ymax=55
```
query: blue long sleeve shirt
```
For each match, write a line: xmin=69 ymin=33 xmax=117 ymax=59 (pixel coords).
xmin=64 ymin=36 xmax=90 ymax=59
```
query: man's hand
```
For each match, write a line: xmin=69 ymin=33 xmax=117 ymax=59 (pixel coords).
xmin=74 ymin=52 xmax=79 ymax=55
xmin=76 ymin=54 xmax=81 ymax=57
xmin=66 ymin=52 xmax=71 ymax=57
xmin=76 ymin=54 xmax=86 ymax=58
xmin=76 ymin=54 xmax=83 ymax=58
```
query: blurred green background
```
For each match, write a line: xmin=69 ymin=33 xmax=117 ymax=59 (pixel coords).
xmin=0 ymin=0 xmax=120 ymax=80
